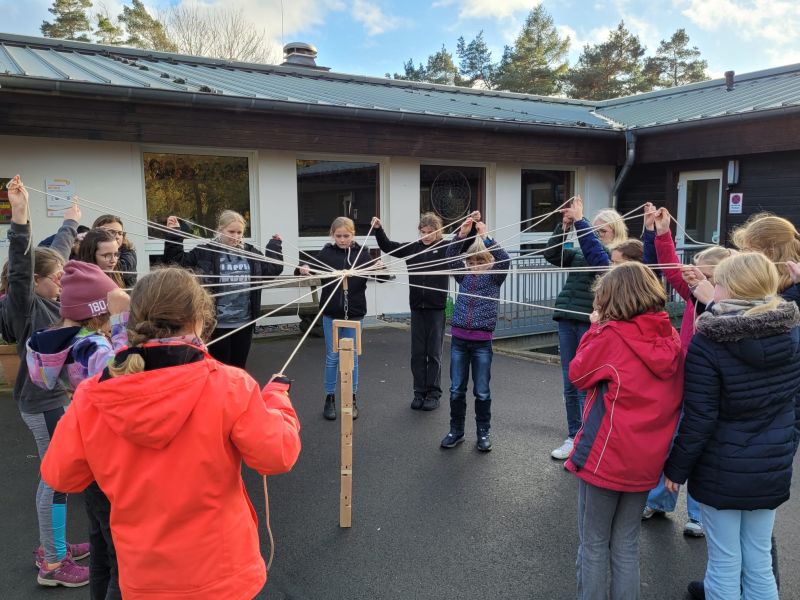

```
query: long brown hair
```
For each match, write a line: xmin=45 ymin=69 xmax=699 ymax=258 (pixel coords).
xmin=731 ymin=213 xmax=800 ymax=292
xmin=93 ymin=214 xmax=134 ymax=251
xmin=593 ymin=262 xmax=666 ymax=322
xmin=78 ymin=228 xmax=124 ymax=288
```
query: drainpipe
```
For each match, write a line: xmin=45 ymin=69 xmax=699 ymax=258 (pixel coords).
xmin=611 ymin=130 xmax=636 ymax=209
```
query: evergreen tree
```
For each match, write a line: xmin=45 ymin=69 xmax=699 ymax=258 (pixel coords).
xmin=456 ymin=31 xmax=495 ymax=88
xmin=424 ymin=45 xmax=463 ymax=86
xmin=391 ymin=59 xmax=427 ymax=82
xmin=95 ymin=13 xmax=124 ymax=46
xmin=41 ymin=0 xmax=93 ymax=42
xmin=494 ymin=6 xmax=570 ymax=95
xmin=643 ymin=29 xmax=708 ymax=88
xmin=119 ymin=0 xmax=177 ymax=52
xmin=567 ymin=21 xmax=648 ymax=100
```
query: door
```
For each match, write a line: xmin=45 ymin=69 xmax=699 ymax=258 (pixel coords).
xmin=676 ymin=170 xmax=722 ymax=249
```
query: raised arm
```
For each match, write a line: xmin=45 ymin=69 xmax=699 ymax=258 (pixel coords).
xmin=163 ymin=216 xmax=199 ymax=268
xmin=542 ymin=222 xmax=577 ymax=267
xmin=654 ymin=208 xmax=692 ymax=302
xmin=372 ymin=217 xmax=414 ymax=258
xmin=6 ymin=176 xmax=37 ymax=343
xmin=262 ymin=235 xmax=284 ymax=277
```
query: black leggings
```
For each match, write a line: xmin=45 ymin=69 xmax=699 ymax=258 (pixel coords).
xmin=84 ymin=483 xmax=121 ymax=600
xmin=208 ymin=325 xmax=254 ymax=369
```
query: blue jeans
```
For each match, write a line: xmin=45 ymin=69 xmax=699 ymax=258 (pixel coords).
xmin=558 ymin=320 xmax=590 ymax=438
xmin=647 ymin=474 xmax=701 ymax=522
xmin=700 ymin=503 xmax=778 ymax=600
xmin=323 ymin=316 xmax=359 ymax=395
xmin=449 ymin=336 xmax=492 ymax=434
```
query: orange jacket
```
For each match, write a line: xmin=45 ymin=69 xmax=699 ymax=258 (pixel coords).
xmin=41 ymin=342 xmax=301 ymax=600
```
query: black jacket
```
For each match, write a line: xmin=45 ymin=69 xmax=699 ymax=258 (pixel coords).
xmin=164 ymin=231 xmax=283 ymax=323
xmin=374 ymin=228 xmax=448 ymax=310
xmin=664 ymin=302 xmax=800 ymax=510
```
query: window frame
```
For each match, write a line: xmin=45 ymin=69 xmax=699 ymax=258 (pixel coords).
xmin=519 ymin=165 xmax=576 ymax=246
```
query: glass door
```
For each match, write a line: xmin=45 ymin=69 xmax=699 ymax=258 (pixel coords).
xmin=676 ymin=170 xmax=722 ymax=249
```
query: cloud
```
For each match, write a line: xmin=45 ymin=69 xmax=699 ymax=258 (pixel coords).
xmin=677 ymin=0 xmax=800 ymax=45
xmin=351 ymin=0 xmax=408 ymax=36
xmin=433 ymin=0 xmax=540 ymax=21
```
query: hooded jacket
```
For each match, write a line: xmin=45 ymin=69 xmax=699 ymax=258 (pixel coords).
xmin=40 ymin=342 xmax=301 ymax=600
xmin=542 ymin=224 xmax=595 ymax=323
xmin=664 ymin=302 xmax=800 ymax=510
xmin=565 ymin=312 xmax=684 ymax=492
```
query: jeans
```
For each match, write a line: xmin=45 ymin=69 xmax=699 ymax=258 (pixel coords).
xmin=323 ymin=316 xmax=360 ymax=395
xmin=449 ymin=336 xmax=492 ymax=434
xmin=558 ymin=320 xmax=590 ymax=438
xmin=646 ymin=474 xmax=701 ymax=522
xmin=700 ymin=504 xmax=778 ymax=600
xmin=576 ymin=480 xmax=648 ymax=600
xmin=84 ymin=483 xmax=121 ymax=600
xmin=410 ymin=309 xmax=445 ymax=400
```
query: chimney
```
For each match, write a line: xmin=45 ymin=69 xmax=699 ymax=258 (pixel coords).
xmin=725 ymin=70 xmax=735 ymax=91
xmin=281 ymin=42 xmax=330 ymax=71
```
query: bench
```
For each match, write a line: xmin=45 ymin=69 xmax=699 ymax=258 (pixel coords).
xmin=260 ymin=277 xmax=323 ymax=336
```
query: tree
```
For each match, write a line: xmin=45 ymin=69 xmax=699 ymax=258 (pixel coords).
xmin=41 ymin=0 xmax=93 ymax=42
xmin=424 ymin=45 xmax=462 ymax=86
xmin=391 ymin=59 xmax=427 ymax=82
xmin=457 ymin=31 xmax=495 ymax=88
xmin=643 ymin=29 xmax=708 ymax=88
xmin=118 ymin=0 xmax=177 ymax=52
xmin=494 ymin=6 xmax=570 ymax=95
xmin=95 ymin=10 xmax=124 ymax=46
xmin=567 ymin=21 xmax=648 ymax=100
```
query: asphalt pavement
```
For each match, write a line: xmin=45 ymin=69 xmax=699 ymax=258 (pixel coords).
xmin=1 ymin=325 xmax=798 ymax=599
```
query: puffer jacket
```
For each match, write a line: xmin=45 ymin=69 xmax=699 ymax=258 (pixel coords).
xmin=664 ymin=301 xmax=800 ymax=510
xmin=542 ymin=223 xmax=595 ymax=323
xmin=565 ymin=312 xmax=684 ymax=492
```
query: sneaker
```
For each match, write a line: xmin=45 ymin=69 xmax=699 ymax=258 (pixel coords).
xmin=550 ymin=437 xmax=574 ymax=460
xmin=642 ymin=506 xmax=665 ymax=520
xmin=34 ymin=543 xmax=90 ymax=569
xmin=37 ymin=556 xmax=89 ymax=587
xmin=687 ymin=580 xmax=705 ymax=600
xmin=477 ymin=430 xmax=492 ymax=452
xmin=410 ymin=396 xmax=424 ymax=410
xmin=440 ymin=431 xmax=465 ymax=449
xmin=683 ymin=519 xmax=705 ymax=537
xmin=421 ymin=396 xmax=440 ymax=411
xmin=323 ymin=394 xmax=336 ymax=420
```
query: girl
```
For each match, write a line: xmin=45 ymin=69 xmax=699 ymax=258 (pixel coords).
xmin=440 ymin=215 xmax=509 ymax=452
xmin=40 ymin=267 xmax=301 ymax=600
xmin=298 ymin=216 xmax=384 ymax=420
xmin=4 ymin=175 xmax=90 ymax=587
xmin=664 ymin=252 xmax=800 ymax=600
xmin=165 ymin=210 xmax=283 ymax=369
xmin=78 ymin=228 xmax=124 ymax=288
xmin=565 ymin=261 xmax=683 ymax=600
xmin=371 ymin=213 xmax=448 ymax=411
xmin=93 ymin=215 xmax=137 ymax=287
xmin=26 ymin=260 xmax=129 ymax=598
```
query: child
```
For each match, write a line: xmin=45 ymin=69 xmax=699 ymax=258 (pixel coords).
xmin=298 ymin=216 xmax=384 ymax=420
xmin=3 ymin=175 xmax=90 ymax=587
xmin=93 ymin=215 xmax=137 ymax=287
xmin=371 ymin=213 xmax=448 ymax=411
xmin=165 ymin=210 xmax=283 ymax=369
xmin=26 ymin=260 xmax=129 ymax=597
xmin=565 ymin=261 xmax=683 ymax=599
xmin=440 ymin=215 xmax=509 ymax=452
xmin=40 ymin=267 xmax=302 ymax=600
xmin=664 ymin=253 xmax=800 ymax=600
xmin=77 ymin=228 xmax=124 ymax=288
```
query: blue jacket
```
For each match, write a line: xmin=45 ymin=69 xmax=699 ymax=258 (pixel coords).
xmin=573 ymin=218 xmax=656 ymax=267
xmin=664 ymin=301 xmax=800 ymax=510
xmin=446 ymin=236 xmax=509 ymax=332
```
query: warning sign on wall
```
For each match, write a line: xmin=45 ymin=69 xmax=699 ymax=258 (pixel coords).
xmin=728 ymin=192 xmax=743 ymax=215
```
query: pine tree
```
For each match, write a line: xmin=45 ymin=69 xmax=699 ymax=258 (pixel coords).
xmin=494 ymin=6 xmax=570 ymax=95
xmin=41 ymin=0 xmax=93 ymax=42
xmin=95 ymin=13 xmax=124 ymax=46
xmin=456 ymin=31 xmax=495 ymax=88
xmin=119 ymin=0 xmax=177 ymax=52
xmin=643 ymin=29 xmax=708 ymax=88
xmin=424 ymin=45 xmax=462 ymax=86
xmin=567 ymin=21 xmax=648 ymax=100
xmin=391 ymin=59 xmax=427 ymax=82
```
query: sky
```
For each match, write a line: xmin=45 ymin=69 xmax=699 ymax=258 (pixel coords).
xmin=3 ymin=0 xmax=800 ymax=81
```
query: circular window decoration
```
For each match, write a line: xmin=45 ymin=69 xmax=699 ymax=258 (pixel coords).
xmin=430 ymin=169 xmax=471 ymax=220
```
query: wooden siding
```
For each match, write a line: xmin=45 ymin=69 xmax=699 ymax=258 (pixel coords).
xmin=0 ymin=92 xmax=622 ymax=165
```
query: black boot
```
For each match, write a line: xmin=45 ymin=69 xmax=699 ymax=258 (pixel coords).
xmin=352 ymin=395 xmax=359 ymax=420
xmin=475 ymin=399 xmax=492 ymax=452
xmin=323 ymin=394 xmax=336 ymax=420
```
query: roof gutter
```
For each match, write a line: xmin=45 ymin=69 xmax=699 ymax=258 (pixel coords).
xmin=611 ymin=130 xmax=635 ymax=209
xmin=629 ymin=104 xmax=800 ymax=135
xmin=0 ymin=76 xmax=622 ymax=139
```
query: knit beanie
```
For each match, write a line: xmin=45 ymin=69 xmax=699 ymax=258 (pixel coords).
xmin=59 ymin=260 xmax=119 ymax=321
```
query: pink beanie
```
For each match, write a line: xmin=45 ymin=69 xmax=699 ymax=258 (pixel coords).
xmin=59 ymin=261 xmax=119 ymax=321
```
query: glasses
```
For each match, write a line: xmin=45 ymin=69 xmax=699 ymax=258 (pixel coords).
xmin=46 ymin=271 xmax=64 ymax=284
xmin=103 ymin=229 xmax=126 ymax=238
xmin=98 ymin=252 xmax=120 ymax=261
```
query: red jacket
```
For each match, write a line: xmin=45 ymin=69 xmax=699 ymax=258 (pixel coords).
xmin=565 ymin=313 xmax=683 ymax=492
xmin=41 ymin=342 xmax=301 ymax=600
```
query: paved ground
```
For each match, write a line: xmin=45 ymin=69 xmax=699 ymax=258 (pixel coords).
xmin=1 ymin=325 xmax=798 ymax=599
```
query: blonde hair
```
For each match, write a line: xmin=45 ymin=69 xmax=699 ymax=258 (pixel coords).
xmin=731 ymin=213 xmax=800 ymax=291
xmin=418 ymin=212 xmax=444 ymax=241
xmin=34 ymin=247 xmax=65 ymax=278
xmin=593 ymin=262 xmax=666 ymax=322
xmin=713 ymin=252 xmax=782 ymax=315
xmin=217 ymin=210 xmax=246 ymax=231
xmin=609 ymin=239 xmax=643 ymax=263
xmin=593 ymin=209 xmax=628 ymax=246
xmin=109 ymin=267 xmax=216 ymax=377
xmin=464 ymin=238 xmax=494 ymax=265
xmin=693 ymin=246 xmax=736 ymax=266
xmin=330 ymin=216 xmax=356 ymax=236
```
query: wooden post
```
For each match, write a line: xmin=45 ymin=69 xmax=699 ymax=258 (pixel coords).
xmin=332 ymin=319 xmax=362 ymax=528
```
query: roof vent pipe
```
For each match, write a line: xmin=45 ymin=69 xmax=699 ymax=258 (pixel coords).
xmin=725 ymin=70 xmax=735 ymax=91
xmin=611 ymin=130 xmax=636 ymax=210
xmin=281 ymin=42 xmax=330 ymax=71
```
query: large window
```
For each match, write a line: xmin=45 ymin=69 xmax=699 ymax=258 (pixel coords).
xmin=521 ymin=169 xmax=572 ymax=233
xmin=297 ymin=160 xmax=379 ymax=236
xmin=144 ymin=152 xmax=252 ymax=238
xmin=420 ymin=165 xmax=484 ymax=229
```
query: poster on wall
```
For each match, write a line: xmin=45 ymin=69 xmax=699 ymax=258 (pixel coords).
xmin=45 ymin=178 xmax=76 ymax=217
xmin=0 ymin=177 xmax=12 ymax=224
xmin=728 ymin=192 xmax=743 ymax=214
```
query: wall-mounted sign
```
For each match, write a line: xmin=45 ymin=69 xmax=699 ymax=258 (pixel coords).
xmin=0 ymin=177 xmax=12 ymax=224
xmin=728 ymin=192 xmax=743 ymax=215
xmin=45 ymin=178 xmax=76 ymax=218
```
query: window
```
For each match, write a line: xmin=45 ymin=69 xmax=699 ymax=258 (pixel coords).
xmin=297 ymin=160 xmax=379 ymax=236
xmin=521 ymin=169 xmax=572 ymax=233
xmin=143 ymin=152 xmax=252 ymax=239
xmin=420 ymin=165 xmax=484 ymax=229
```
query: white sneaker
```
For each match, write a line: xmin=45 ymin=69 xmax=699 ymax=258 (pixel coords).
xmin=683 ymin=519 xmax=705 ymax=537
xmin=642 ymin=506 xmax=664 ymax=520
xmin=550 ymin=437 xmax=574 ymax=460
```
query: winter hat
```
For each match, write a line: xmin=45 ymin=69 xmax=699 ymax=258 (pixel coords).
xmin=59 ymin=260 xmax=119 ymax=321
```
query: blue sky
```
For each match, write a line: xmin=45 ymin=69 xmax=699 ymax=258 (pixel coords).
xmin=3 ymin=0 xmax=800 ymax=81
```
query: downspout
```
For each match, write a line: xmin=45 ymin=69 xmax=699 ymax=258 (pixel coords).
xmin=611 ymin=130 xmax=636 ymax=209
